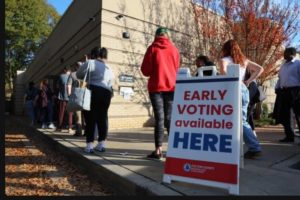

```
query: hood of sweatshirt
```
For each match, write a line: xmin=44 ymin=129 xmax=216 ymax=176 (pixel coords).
xmin=151 ymin=36 xmax=173 ymax=49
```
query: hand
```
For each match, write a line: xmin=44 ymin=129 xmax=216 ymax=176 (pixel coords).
xmin=243 ymin=80 xmax=250 ymax=87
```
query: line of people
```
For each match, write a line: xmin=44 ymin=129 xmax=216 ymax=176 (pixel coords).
xmin=24 ymin=27 xmax=300 ymax=159
xmin=24 ymin=47 xmax=114 ymax=154
xmin=141 ymin=27 xmax=299 ymax=160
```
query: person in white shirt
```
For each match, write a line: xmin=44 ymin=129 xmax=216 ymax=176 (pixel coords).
xmin=275 ymin=47 xmax=300 ymax=142
xmin=218 ymin=39 xmax=264 ymax=159
xmin=76 ymin=47 xmax=114 ymax=153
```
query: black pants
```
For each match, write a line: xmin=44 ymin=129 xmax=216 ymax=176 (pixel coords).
xmin=149 ymin=92 xmax=174 ymax=148
xmin=280 ymin=87 xmax=300 ymax=139
xmin=247 ymin=103 xmax=256 ymax=130
xmin=83 ymin=85 xmax=112 ymax=143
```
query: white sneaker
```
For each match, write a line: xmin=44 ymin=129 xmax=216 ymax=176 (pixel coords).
xmin=84 ymin=142 xmax=94 ymax=153
xmin=84 ymin=147 xmax=94 ymax=153
xmin=42 ymin=123 xmax=47 ymax=129
xmin=68 ymin=129 xmax=75 ymax=134
xmin=94 ymin=141 xmax=106 ymax=152
xmin=48 ymin=123 xmax=56 ymax=129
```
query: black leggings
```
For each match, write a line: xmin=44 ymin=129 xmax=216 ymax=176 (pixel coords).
xmin=149 ymin=92 xmax=174 ymax=148
xmin=83 ymin=85 xmax=112 ymax=143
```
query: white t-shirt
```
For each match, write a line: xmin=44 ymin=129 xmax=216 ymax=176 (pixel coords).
xmin=221 ymin=56 xmax=247 ymax=80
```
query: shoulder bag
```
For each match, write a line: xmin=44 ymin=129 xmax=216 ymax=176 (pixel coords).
xmin=66 ymin=61 xmax=91 ymax=112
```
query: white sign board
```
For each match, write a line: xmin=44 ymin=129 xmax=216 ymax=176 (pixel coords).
xmin=163 ymin=65 xmax=242 ymax=195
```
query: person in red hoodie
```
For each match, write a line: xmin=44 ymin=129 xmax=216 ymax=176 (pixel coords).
xmin=141 ymin=27 xmax=180 ymax=159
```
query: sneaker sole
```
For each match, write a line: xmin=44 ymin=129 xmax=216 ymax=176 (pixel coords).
xmin=94 ymin=148 xmax=106 ymax=152
xmin=84 ymin=149 xmax=94 ymax=153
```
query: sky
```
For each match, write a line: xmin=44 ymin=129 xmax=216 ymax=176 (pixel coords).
xmin=47 ymin=0 xmax=299 ymax=47
xmin=47 ymin=0 xmax=73 ymax=15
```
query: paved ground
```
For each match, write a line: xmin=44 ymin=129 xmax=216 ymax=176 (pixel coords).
xmin=9 ymin=115 xmax=300 ymax=196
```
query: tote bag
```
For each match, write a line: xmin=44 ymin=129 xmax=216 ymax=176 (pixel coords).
xmin=66 ymin=61 xmax=91 ymax=112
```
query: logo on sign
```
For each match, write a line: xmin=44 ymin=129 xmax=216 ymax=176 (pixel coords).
xmin=183 ymin=163 xmax=191 ymax=172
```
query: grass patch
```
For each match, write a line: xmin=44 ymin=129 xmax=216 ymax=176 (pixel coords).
xmin=254 ymin=117 xmax=275 ymax=127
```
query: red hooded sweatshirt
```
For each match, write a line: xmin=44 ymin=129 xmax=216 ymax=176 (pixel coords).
xmin=141 ymin=36 xmax=180 ymax=92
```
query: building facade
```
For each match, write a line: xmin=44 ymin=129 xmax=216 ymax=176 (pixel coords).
xmin=13 ymin=0 xmax=292 ymax=128
xmin=14 ymin=0 xmax=198 ymax=129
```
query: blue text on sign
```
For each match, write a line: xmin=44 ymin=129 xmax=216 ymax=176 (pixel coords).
xmin=173 ymin=132 xmax=232 ymax=153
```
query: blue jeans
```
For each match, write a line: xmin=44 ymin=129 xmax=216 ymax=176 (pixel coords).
xmin=25 ymin=100 xmax=35 ymax=123
xmin=242 ymin=84 xmax=261 ymax=152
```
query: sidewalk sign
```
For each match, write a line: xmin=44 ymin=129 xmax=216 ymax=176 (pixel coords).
xmin=163 ymin=65 xmax=242 ymax=195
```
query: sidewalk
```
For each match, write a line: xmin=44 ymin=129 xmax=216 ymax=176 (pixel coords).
xmin=12 ymin=116 xmax=300 ymax=195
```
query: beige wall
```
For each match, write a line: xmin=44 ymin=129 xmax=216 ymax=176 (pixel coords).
xmin=23 ymin=0 xmax=199 ymax=101
xmin=13 ymin=0 xmax=246 ymax=124
xmin=102 ymin=0 xmax=198 ymax=104
xmin=20 ymin=0 xmax=286 ymax=128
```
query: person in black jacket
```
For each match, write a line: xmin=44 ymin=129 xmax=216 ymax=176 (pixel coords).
xmin=24 ymin=81 xmax=39 ymax=126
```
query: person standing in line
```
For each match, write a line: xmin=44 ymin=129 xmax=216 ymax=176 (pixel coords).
xmin=34 ymin=79 xmax=56 ymax=129
xmin=76 ymin=47 xmax=114 ymax=153
xmin=57 ymin=66 xmax=75 ymax=134
xmin=195 ymin=55 xmax=215 ymax=76
xmin=244 ymin=68 xmax=259 ymax=137
xmin=218 ymin=39 xmax=264 ymax=159
xmin=24 ymin=81 xmax=39 ymax=126
xmin=275 ymin=47 xmax=300 ymax=142
xmin=141 ymin=27 xmax=180 ymax=159
xmin=67 ymin=62 xmax=84 ymax=136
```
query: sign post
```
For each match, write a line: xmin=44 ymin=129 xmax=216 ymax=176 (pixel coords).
xmin=163 ymin=65 xmax=242 ymax=195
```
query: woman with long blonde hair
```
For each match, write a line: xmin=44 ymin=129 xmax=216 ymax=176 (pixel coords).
xmin=219 ymin=39 xmax=264 ymax=159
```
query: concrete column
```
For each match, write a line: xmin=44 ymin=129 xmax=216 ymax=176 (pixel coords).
xmin=13 ymin=70 xmax=26 ymax=115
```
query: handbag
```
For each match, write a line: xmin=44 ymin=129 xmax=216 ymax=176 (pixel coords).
xmin=257 ymin=85 xmax=266 ymax=102
xmin=66 ymin=61 xmax=91 ymax=112
xmin=245 ymin=68 xmax=266 ymax=104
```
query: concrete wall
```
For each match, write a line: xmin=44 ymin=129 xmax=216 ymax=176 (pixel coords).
xmin=13 ymin=70 xmax=26 ymax=115
xmin=101 ymin=0 xmax=197 ymax=104
xmin=16 ymin=0 xmax=201 ymax=128
xmin=15 ymin=0 xmax=290 ymax=127
xmin=101 ymin=0 xmax=199 ymax=128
